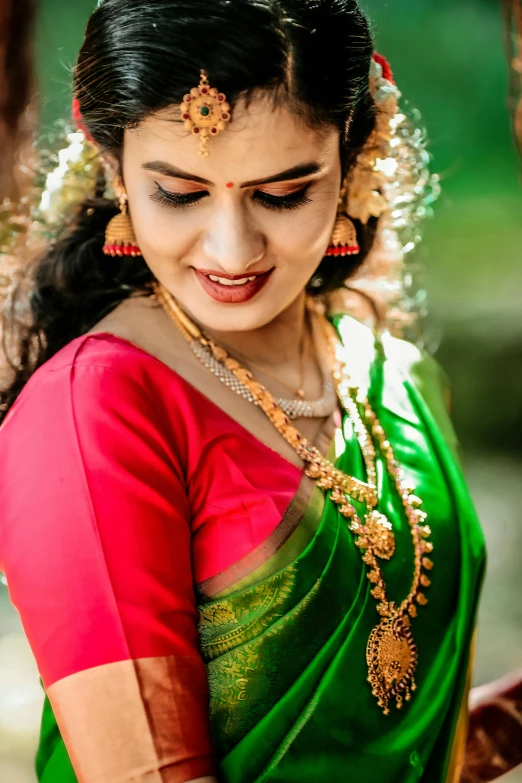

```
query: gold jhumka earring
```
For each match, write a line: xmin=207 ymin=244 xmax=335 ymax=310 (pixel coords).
xmin=326 ymin=184 xmax=360 ymax=257
xmin=180 ymin=70 xmax=232 ymax=157
xmin=102 ymin=181 xmax=141 ymax=257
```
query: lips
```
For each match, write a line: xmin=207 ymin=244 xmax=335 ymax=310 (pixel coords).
xmin=193 ymin=268 xmax=274 ymax=304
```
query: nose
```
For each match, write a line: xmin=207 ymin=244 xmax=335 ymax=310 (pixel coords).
xmin=202 ymin=203 xmax=265 ymax=273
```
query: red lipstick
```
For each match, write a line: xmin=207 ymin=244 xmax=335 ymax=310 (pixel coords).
xmin=193 ymin=268 xmax=274 ymax=304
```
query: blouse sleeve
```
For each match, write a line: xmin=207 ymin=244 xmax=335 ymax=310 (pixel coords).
xmin=0 ymin=345 xmax=215 ymax=782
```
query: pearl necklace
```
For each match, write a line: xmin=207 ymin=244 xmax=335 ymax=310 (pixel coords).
xmin=155 ymin=283 xmax=434 ymax=714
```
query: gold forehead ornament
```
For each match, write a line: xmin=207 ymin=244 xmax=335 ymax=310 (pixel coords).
xmin=180 ymin=70 xmax=232 ymax=157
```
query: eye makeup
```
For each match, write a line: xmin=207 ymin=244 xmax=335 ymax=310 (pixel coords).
xmin=150 ymin=181 xmax=313 ymax=211
xmin=150 ymin=183 xmax=209 ymax=209
xmin=252 ymin=184 xmax=312 ymax=211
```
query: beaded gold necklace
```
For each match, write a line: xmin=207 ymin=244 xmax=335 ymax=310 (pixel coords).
xmin=154 ymin=283 xmax=434 ymax=714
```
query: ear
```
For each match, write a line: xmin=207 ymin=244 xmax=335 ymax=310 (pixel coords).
xmin=100 ymin=152 xmax=127 ymax=200
xmin=101 ymin=152 xmax=120 ymax=182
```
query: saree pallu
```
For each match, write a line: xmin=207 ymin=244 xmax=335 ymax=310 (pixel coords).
xmin=197 ymin=315 xmax=486 ymax=783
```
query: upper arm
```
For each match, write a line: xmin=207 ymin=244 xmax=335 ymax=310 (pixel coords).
xmin=0 ymin=356 xmax=215 ymax=782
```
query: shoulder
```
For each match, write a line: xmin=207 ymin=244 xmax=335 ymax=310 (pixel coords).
xmin=334 ymin=314 xmax=459 ymax=456
xmin=334 ymin=314 xmax=433 ymax=387
xmin=44 ymin=331 xmax=170 ymax=384
xmin=10 ymin=332 xmax=193 ymax=409
xmin=0 ymin=334 xmax=202 ymax=455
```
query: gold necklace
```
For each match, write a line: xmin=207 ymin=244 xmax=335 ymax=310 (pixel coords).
xmin=155 ymin=283 xmax=434 ymax=714
xmin=178 ymin=306 xmax=337 ymax=420
xmin=156 ymin=283 xmax=377 ymax=506
xmin=223 ymin=319 xmax=310 ymax=399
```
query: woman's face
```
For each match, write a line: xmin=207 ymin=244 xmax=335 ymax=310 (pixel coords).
xmin=122 ymin=95 xmax=341 ymax=332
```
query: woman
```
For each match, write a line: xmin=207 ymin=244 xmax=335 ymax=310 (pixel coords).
xmin=0 ymin=1 xmax=485 ymax=782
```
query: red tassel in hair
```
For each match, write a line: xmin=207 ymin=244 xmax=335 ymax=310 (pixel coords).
xmin=372 ymin=53 xmax=395 ymax=85
xmin=72 ymin=98 xmax=96 ymax=144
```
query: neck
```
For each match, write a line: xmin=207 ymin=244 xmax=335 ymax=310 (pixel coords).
xmin=204 ymin=293 xmax=308 ymax=369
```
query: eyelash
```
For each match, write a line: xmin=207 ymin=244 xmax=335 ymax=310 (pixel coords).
xmin=150 ymin=182 xmax=312 ymax=212
xmin=254 ymin=187 xmax=312 ymax=211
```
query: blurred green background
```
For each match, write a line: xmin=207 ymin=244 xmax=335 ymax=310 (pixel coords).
xmin=0 ymin=0 xmax=520 ymax=780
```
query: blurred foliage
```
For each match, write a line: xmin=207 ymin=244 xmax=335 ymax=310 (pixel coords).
xmin=36 ymin=0 xmax=522 ymax=454
xmin=360 ymin=0 xmax=522 ymax=456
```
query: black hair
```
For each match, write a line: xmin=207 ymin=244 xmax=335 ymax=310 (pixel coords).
xmin=1 ymin=0 xmax=377 ymax=419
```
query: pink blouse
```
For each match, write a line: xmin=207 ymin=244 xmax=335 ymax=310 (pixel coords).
xmin=0 ymin=334 xmax=305 ymax=782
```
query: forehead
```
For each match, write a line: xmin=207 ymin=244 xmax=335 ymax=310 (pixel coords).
xmin=124 ymin=95 xmax=340 ymax=180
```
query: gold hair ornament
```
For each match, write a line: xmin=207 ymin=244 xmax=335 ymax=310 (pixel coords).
xmin=327 ymin=54 xmax=440 ymax=341
xmin=345 ymin=56 xmax=401 ymax=226
xmin=326 ymin=55 xmax=401 ymax=259
xmin=180 ymin=71 xmax=232 ymax=157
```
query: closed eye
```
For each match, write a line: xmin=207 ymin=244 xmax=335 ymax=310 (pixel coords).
xmin=150 ymin=182 xmax=209 ymax=209
xmin=253 ymin=184 xmax=312 ymax=211
xmin=150 ymin=182 xmax=312 ymax=211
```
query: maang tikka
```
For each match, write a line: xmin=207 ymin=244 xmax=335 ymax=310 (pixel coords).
xmin=180 ymin=70 xmax=232 ymax=157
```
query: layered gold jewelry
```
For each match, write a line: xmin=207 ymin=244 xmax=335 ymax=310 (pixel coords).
xmin=321 ymin=318 xmax=434 ymax=712
xmin=223 ymin=316 xmax=311 ymax=401
xmin=215 ymin=316 xmax=339 ymax=419
xmin=164 ymin=298 xmax=337 ymax=420
xmin=154 ymin=282 xmax=433 ymax=714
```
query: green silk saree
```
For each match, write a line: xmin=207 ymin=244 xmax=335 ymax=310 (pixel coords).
xmin=197 ymin=315 xmax=486 ymax=783
xmin=34 ymin=314 xmax=486 ymax=782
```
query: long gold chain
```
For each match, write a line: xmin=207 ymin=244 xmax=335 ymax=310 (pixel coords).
xmin=155 ymin=283 xmax=434 ymax=714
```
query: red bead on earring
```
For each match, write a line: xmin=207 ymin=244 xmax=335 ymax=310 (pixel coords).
xmin=103 ymin=186 xmax=142 ymax=258
xmin=325 ymin=214 xmax=360 ymax=257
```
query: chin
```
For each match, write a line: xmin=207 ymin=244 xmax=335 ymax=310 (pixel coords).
xmin=187 ymin=295 xmax=284 ymax=334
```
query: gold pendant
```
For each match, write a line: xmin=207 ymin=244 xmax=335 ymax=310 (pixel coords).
xmin=366 ymin=614 xmax=418 ymax=714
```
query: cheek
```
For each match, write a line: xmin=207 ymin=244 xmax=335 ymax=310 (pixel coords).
xmin=126 ymin=184 xmax=197 ymax=260
xmin=268 ymin=196 xmax=337 ymax=265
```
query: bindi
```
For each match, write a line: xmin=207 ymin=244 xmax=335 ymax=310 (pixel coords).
xmin=226 ymin=182 xmax=234 ymax=188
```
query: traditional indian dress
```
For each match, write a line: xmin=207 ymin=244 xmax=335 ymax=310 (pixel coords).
xmin=0 ymin=314 xmax=486 ymax=783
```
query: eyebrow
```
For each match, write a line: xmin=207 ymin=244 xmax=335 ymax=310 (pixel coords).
xmin=141 ymin=161 xmax=323 ymax=188
xmin=240 ymin=163 xmax=323 ymax=188
xmin=142 ymin=161 xmax=211 ymax=185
